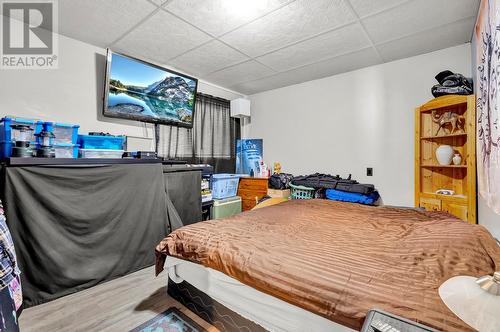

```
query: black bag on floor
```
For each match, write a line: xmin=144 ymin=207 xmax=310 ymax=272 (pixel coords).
xmin=268 ymin=173 xmax=294 ymax=189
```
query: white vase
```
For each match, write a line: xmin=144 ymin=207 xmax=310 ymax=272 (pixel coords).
xmin=436 ymin=145 xmax=454 ymax=165
xmin=452 ymin=153 xmax=462 ymax=165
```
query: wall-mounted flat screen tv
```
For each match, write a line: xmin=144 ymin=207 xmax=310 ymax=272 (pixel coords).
xmin=103 ymin=50 xmax=198 ymax=128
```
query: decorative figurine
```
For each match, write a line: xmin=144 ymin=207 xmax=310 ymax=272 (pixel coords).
xmin=273 ymin=162 xmax=282 ymax=174
xmin=431 ymin=110 xmax=466 ymax=135
xmin=452 ymin=153 xmax=462 ymax=165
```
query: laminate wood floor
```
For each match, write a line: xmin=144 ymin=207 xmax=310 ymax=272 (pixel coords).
xmin=19 ymin=266 xmax=219 ymax=332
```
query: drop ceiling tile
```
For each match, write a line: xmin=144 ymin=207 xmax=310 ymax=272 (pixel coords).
xmin=376 ymin=17 xmax=474 ymax=62
xmin=257 ymin=23 xmax=371 ymax=72
xmin=232 ymin=47 xmax=381 ymax=94
xmin=348 ymin=0 xmax=409 ymax=18
xmin=114 ymin=10 xmax=212 ymax=63
xmin=221 ymin=0 xmax=357 ymax=57
xmin=170 ymin=40 xmax=249 ymax=77
xmin=203 ymin=60 xmax=275 ymax=87
xmin=150 ymin=0 xmax=167 ymax=5
xmin=165 ymin=0 xmax=291 ymax=36
xmin=362 ymin=0 xmax=479 ymax=44
xmin=58 ymin=0 xmax=157 ymax=47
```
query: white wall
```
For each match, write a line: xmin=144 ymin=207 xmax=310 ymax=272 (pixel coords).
xmin=249 ymin=44 xmax=471 ymax=207
xmin=0 ymin=33 xmax=244 ymax=149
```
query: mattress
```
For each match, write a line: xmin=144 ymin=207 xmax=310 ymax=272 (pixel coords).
xmin=157 ymin=199 xmax=500 ymax=331
xmin=165 ymin=256 xmax=354 ymax=332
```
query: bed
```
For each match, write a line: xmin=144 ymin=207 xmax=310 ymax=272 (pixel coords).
xmin=156 ymin=199 xmax=500 ymax=332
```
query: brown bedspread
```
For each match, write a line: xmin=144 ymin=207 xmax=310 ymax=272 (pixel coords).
xmin=156 ymin=200 xmax=500 ymax=331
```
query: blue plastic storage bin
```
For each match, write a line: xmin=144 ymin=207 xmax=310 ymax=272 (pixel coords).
xmin=77 ymin=134 xmax=125 ymax=150
xmin=43 ymin=122 xmax=79 ymax=145
xmin=0 ymin=117 xmax=42 ymax=143
xmin=211 ymin=174 xmax=241 ymax=199
xmin=0 ymin=117 xmax=43 ymax=159
xmin=0 ymin=141 xmax=14 ymax=159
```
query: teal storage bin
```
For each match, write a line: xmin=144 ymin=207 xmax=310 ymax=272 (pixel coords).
xmin=211 ymin=174 xmax=241 ymax=199
xmin=290 ymin=183 xmax=315 ymax=200
xmin=77 ymin=134 xmax=125 ymax=150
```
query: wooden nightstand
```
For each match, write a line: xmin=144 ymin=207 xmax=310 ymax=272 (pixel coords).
xmin=237 ymin=177 xmax=268 ymax=211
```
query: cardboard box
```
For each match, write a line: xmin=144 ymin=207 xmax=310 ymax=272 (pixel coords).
xmin=267 ymin=188 xmax=291 ymax=198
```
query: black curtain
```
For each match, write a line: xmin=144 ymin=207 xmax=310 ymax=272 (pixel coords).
xmin=159 ymin=93 xmax=240 ymax=173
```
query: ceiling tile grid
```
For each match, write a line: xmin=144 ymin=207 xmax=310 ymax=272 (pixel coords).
xmin=164 ymin=0 xmax=293 ymax=37
xmin=52 ymin=0 xmax=480 ymax=95
xmin=169 ymin=40 xmax=250 ymax=77
xmin=204 ymin=60 xmax=276 ymax=87
xmin=58 ymin=0 xmax=158 ymax=47
xmin=220 ymin=0 xmax=357 ymax=57
xmin=361 ymin=0 xmax=479 ymax=44
xmin=376 ymin=16 xmax=475 ymax=62
xmin=113 ymin=10 xmax=212 ymax=63
xmin=231 ymin=47 xmax=381 ymax=94
xmin=256 ymin=22 xmax=372 ymax=72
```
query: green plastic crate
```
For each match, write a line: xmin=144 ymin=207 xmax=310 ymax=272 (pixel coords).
xmin=290 ymin=183 xmax=315 ymax=200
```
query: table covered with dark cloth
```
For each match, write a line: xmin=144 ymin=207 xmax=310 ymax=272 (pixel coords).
xmin=1 ymin=163 xmax=170 ymax=307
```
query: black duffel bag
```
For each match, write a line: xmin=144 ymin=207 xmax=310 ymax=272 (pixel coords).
xmin=431 ymin=70 xmax=473 ymax=97
xmin=268 ymin=173 xmax=294 ymax=189
xmin=292 ymin=173 xmax=375 ymax=195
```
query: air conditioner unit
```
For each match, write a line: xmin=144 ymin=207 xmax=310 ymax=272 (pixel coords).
xmin=230 ymin=98 xmax=251 ymax=118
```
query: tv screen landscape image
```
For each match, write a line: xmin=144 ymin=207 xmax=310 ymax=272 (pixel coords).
xmin=104 ymin=51 xmax=198 ymax=127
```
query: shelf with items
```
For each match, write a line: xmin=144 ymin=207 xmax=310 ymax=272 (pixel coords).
xmin=415 ymin=95 xmax=476 ymax=224
xmin=421 ymin=164 xmax=467 ymax=168
xmin=419 ymin=192 xmax=467 ymax=203
xmin=419 ymin=95 xmax=469 ymax=112
xmin=420 ymin=133 xmax=468 ymax=140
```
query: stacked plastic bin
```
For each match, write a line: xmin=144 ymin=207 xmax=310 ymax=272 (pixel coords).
xmin=42 ymin=122 xmax=80 ymax=158
xmin=77 ymin=134 xmax=125 ymax=158
xmin=0 ymin=117 xmax=43 ymax=159
xmin=211 ymin=174 xmax=242 ymax=219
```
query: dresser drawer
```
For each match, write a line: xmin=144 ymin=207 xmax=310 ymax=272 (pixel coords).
xmin=238 ymin=190 xmax=266 ymax=201
xmin=442 ymin=202 xmax=468 ymax=221
xmin=237 ymin=177 xmax=268 ymax=211
xmin=419 ymin=197 xmax=441 ymax=211
xmin=242 ymin=200 xmax=256 ymax=211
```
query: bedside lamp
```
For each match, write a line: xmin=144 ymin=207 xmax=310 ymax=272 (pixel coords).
xmin=439 ymin=272 xmax=500 ymax=331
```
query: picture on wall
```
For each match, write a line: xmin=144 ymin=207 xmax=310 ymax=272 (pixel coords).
xmin=236 ymin=139 xmax=263 ymax=176
xmin=475 ymin=0 xmax=500 ymax=213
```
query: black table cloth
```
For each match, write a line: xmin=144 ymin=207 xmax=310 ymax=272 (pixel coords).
xmin=1 ymin=163 xmax=170 ymax=307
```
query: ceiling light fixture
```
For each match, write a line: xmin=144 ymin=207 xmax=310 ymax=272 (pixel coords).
xmin=224 ymin=0 xmax=269 ymax=19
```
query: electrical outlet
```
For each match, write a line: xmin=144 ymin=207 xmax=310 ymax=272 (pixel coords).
xmin=367 ymin=168 xmax=373 ymax=176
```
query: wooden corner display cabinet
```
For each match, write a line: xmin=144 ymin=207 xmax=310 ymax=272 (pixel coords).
xmin=415 ymin=95 xmax=476 ymax=224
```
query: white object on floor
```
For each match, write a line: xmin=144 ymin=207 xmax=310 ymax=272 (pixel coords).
xmin=165 ymin=256 xmax=354 ymax=332
xmin=439 ymin=275 xmax=500 ymax=332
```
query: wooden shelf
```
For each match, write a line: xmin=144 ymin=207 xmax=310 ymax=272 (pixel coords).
xmin=419 ymin=95 xmax=468 ymax=112
xmin=420 ymin=133 xmax=467 ymax=140
xmin=415 ymin=95 xmax=476 ymax=224
xmin=420 ymin=192 xmax=468 ymax=203
xmin=421 ymin=164 xmax=467 ymax=168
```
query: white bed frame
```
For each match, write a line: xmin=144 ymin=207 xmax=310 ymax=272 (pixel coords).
xmin=165 ymin=256 xmax=355 ymax=332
